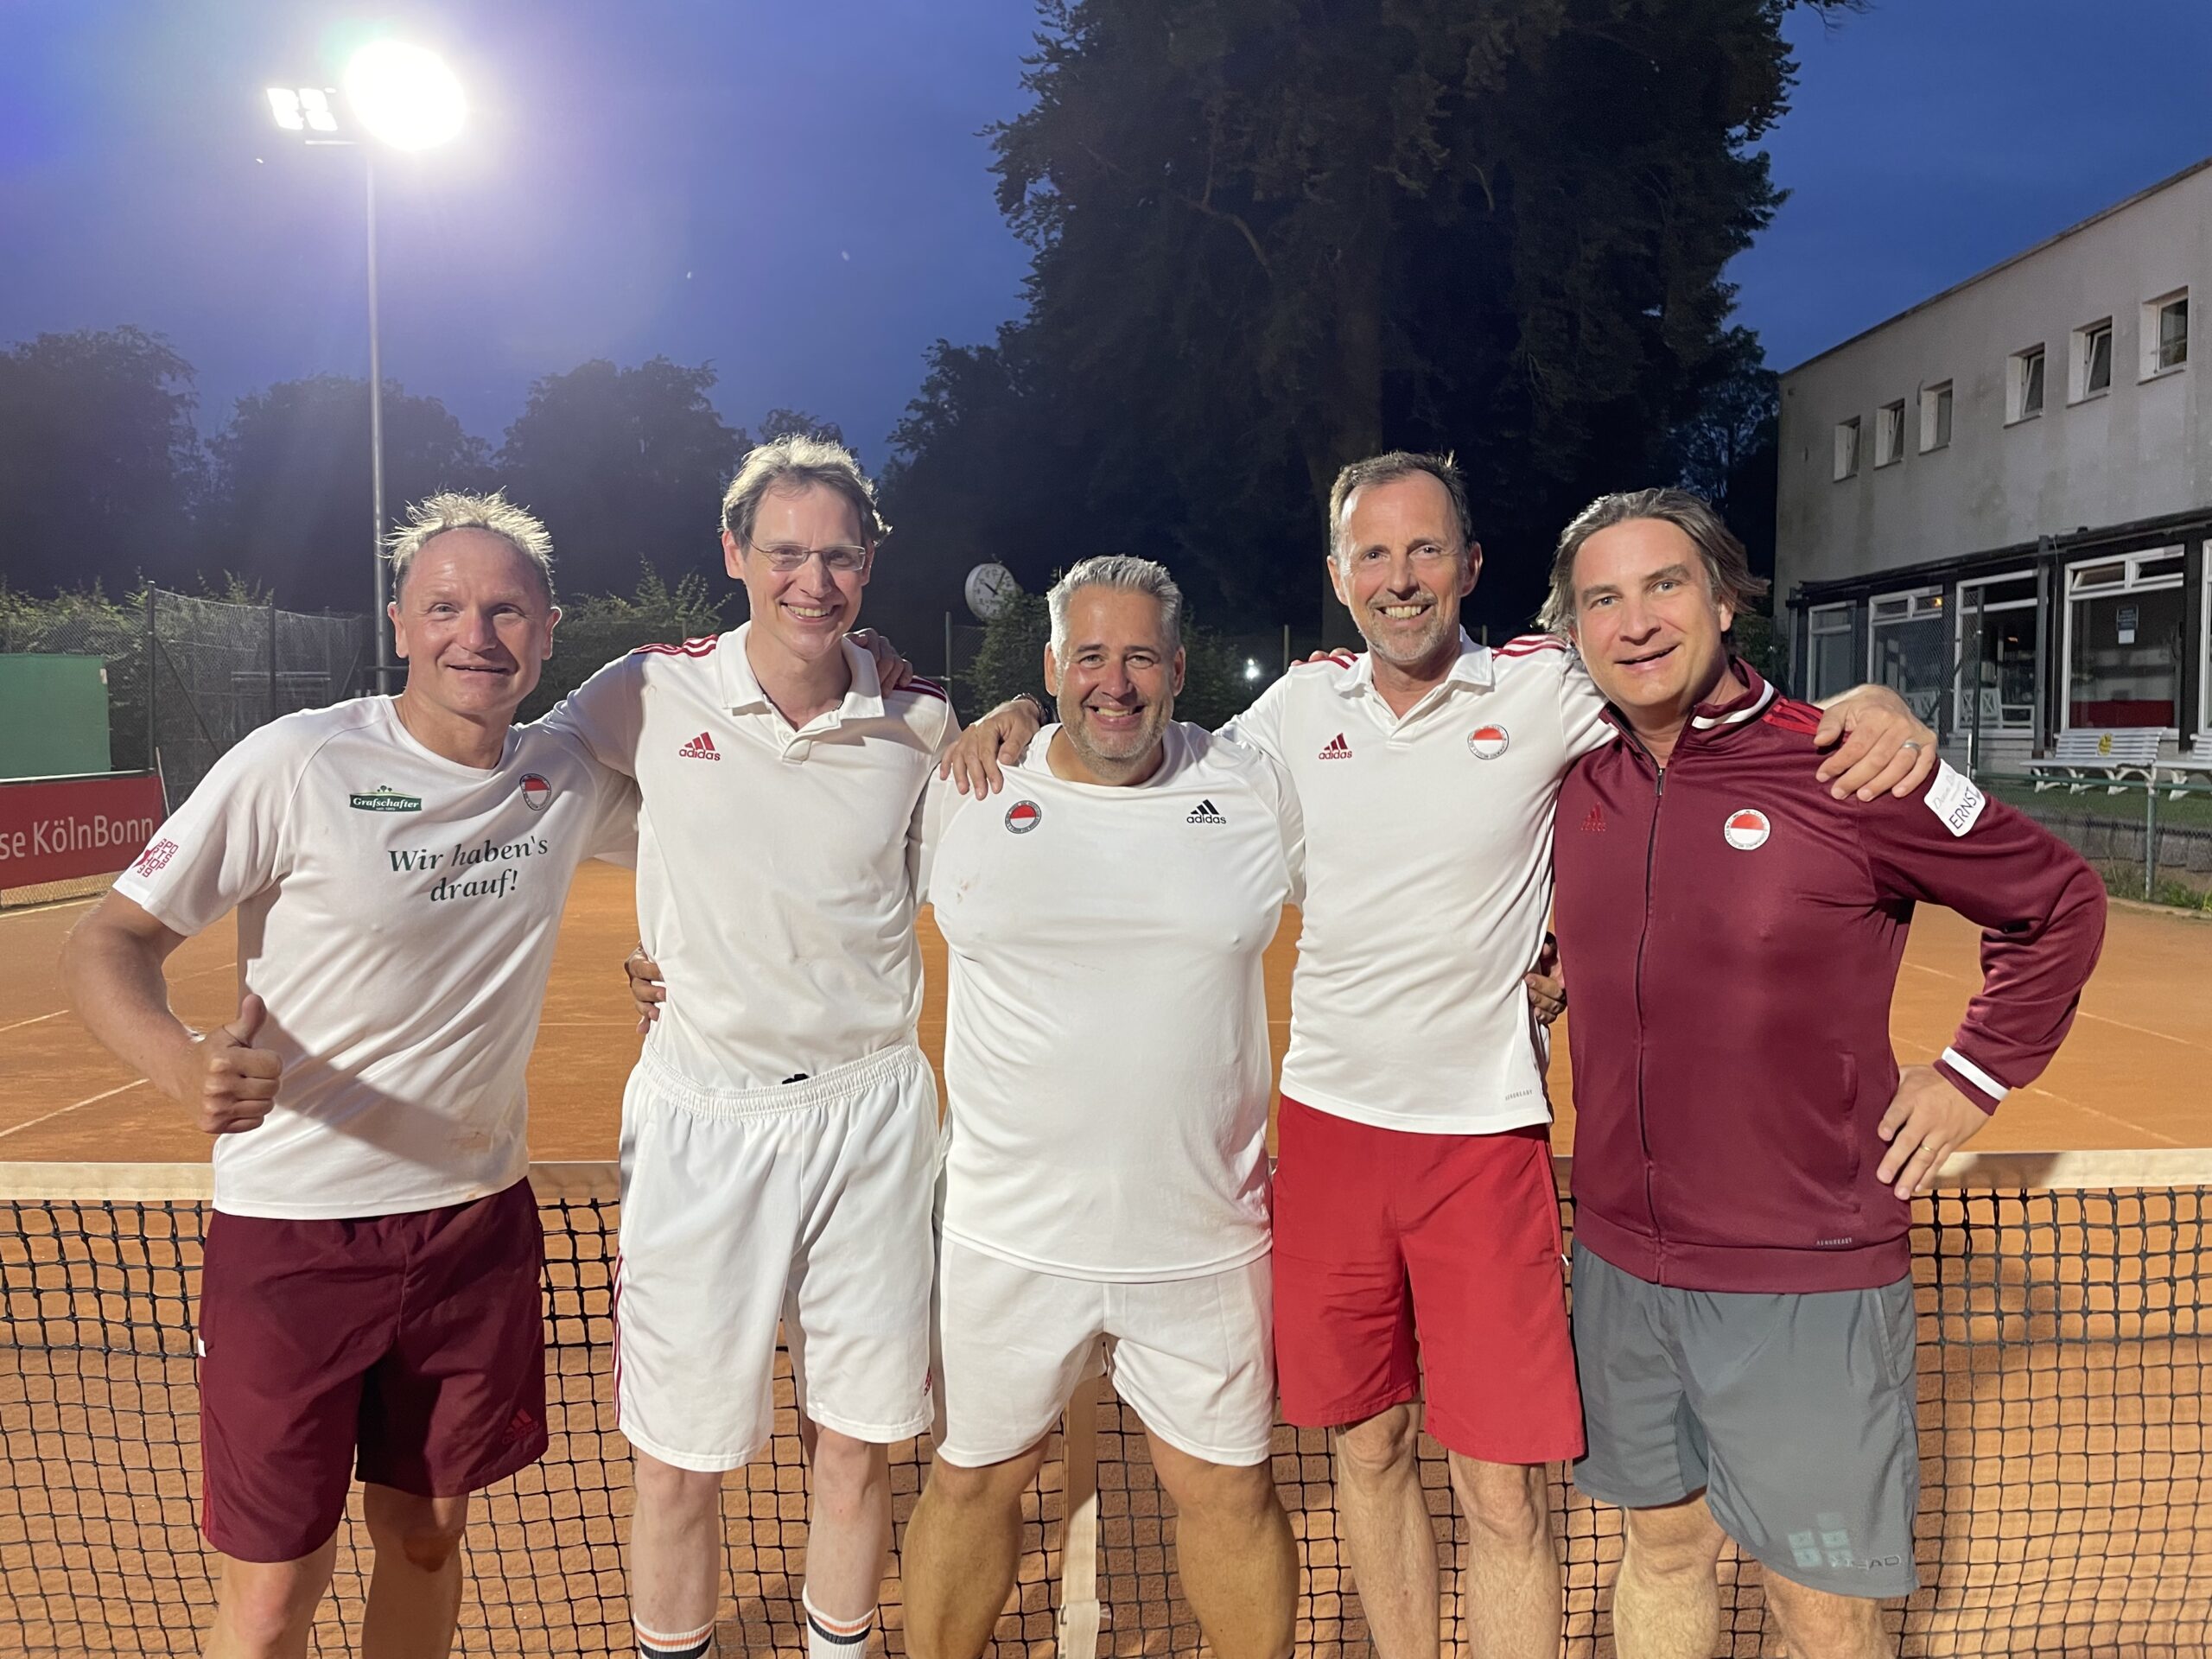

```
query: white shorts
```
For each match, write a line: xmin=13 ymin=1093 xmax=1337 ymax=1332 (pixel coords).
xmin=614 ymin=1045 xmax=942 ymax=1471
xmin=931 ymin=1237 xmax=1276 ymax=1469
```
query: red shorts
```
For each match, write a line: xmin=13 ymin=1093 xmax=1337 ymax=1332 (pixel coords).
xmin=1271 ymin=1099 xmax=1583 ymax=1464
xmin=197 ymin=1178 xmax=548 ymax=1563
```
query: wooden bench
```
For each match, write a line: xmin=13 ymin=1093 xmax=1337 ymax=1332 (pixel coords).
xmin=2024 ymin=728 xmax=2164 ymax=794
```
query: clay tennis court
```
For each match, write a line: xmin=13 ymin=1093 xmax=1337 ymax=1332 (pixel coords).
xmin=0 ymin=864 xmax=2203 ymax=1159
xmin=3 ymin=873 xmax=2206 ymax=1656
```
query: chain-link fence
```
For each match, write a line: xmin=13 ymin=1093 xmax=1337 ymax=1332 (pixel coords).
xmin=0 ymin=588 xmax=368 ymax=802
xmin=1986 ymin=772 xmax=2212 ymax=907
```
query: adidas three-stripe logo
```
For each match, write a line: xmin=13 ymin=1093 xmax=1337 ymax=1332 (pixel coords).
xmin=1185 ymin=798 xmax=1226 ymax=824
xmin=1318 ymin=733 xmax=1352 ymax=760
xmin=677 ymin=731 xmax=720 ymax=760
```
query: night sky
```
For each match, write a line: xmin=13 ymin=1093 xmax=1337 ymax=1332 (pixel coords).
xmin=3 ymin=0 xmax=2208 ymax=466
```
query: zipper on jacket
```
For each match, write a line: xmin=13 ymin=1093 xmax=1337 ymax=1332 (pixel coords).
xmin=1629 ymin=741 xmax=1665 ymax=1276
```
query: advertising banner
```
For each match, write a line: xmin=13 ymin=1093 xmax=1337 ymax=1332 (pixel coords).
xmin=0 ymin=772 xmax=168 ymax=890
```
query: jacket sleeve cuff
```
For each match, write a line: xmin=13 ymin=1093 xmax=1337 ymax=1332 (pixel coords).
xmin=1936 ymin=1046 xmax=2007 ymax=1113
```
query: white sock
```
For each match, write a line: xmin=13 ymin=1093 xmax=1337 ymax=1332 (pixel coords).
xmin=802 ymin=1586 xmax=874 ymax=1657
xmin=635 ymin=1614 xmax=715 ymax=1658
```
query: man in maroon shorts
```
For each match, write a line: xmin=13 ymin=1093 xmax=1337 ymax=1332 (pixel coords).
xmin=60 ymin=493 xmax=636 ymax=1658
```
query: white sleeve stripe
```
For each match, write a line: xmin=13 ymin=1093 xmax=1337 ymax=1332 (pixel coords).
xmin=1941 ymin=1046 xmax=2009 ymax=1102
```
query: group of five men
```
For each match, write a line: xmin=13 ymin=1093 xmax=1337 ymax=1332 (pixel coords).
xmin=63 ymin=435 xmax=2103 ymax=1659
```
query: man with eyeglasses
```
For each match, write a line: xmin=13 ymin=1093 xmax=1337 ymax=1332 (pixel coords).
xmin=542 ymin=435 xmax=954 ymax=1659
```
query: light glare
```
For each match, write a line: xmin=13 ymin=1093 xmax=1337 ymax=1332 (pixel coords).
xmin=343 ymin=41 xmax=465 ymax=151
xmin=298 ymin=86 xmax=339 ymax=133
xmin=265 ymin=87 xmax=305 ymax=131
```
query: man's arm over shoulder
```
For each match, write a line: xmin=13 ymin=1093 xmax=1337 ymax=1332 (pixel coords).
xmin=1217 ymin=654 xmax=1344 ymax=762
xmin=537 ymin=650 xmax=649 ymax=778
xmin=1855 ymin=762 xmax=2109 ymax=1109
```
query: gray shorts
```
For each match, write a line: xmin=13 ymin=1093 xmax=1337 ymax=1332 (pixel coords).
xmin=1569 ymin=1243 xmax=1921 ymax=1599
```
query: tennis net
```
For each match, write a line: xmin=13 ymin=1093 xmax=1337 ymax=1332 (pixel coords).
xmin=3 ymin=1153 xmax=2204 ymax=1656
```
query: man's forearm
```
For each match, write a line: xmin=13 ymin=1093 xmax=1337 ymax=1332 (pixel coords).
xmin=60 ymin=918 xmax=200 ymax=1102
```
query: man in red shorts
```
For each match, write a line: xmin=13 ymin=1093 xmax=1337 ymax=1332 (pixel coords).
xmin=942 ymin=451 xmax=1936 ymax=1657
xmin=60 ymin=493 xmax=637 ymax=1658
xmin=1544 ymin=490 xmax=2105 ymax=1659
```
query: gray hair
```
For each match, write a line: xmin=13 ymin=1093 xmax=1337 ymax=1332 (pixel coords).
xmin=1537 ymin=487 xmax=1770 ymax=635
xmin=1328 ymin=450 xmax=1475 ymax=566
xmin=385 ymin=490 xmax=556 ymax=605
xmin=1047 ymin=556 xmax=1185 ymax=663
xmin=720 ymin=434 xmax=891 ymax=549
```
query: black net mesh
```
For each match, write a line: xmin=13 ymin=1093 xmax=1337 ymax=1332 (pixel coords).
xmin=2 ymin=1176 xmax=2205 ymax=1656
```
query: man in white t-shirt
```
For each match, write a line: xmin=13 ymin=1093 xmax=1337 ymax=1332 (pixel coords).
xmin=539 ymin=435 xmax=955 ymax=1659
xmin=900 ymin=556 xmax=1303 ymax=1658
xmin=943 ymin=452 xmax=1936 ymax=1658
xmin=60 ymin=493 xmax=636 ymax=1659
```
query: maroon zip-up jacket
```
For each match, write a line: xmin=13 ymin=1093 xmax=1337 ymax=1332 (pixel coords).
xmin=1552 ymin=663 xmax=2107 ymax=1294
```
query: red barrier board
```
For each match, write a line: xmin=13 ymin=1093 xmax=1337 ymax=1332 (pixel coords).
xmin=0 ymin=772 xmax=169 ymax=889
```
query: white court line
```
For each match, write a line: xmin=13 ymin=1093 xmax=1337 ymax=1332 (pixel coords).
xmin=0 ymin=1077 xmax=147 ymax=1142
xmin=2018 ymin=1084 xmax=2186 ymax=1148
xmin=1904 ymin=959 xmax=2210 ymax=1054
xmin=0 ymin=897 xmax=100 ymax=921
xmin=0 ymin=1009 xmax=66 ymax=1035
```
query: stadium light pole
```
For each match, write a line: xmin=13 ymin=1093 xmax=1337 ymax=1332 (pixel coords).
xmin=265 ymin=43 xmax=465 ymax=692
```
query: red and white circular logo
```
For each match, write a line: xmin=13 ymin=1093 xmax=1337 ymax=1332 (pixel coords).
xmin=519 ymin=773 xmax=552 ymax=813
xmin=1004 ymin=799 xmax=1044 ymax=835
xmin=1723 ymin=808 xmax=1770 ymax=851
xmin=1466 ymin=724 xmax=1510 ymax=760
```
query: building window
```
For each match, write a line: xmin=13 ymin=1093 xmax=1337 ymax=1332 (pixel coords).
xmin=1918 ymin=382 xmax=1953 ymax=452
xmin=1955 ymin=573 xmax=2039 ymax=733
xmin=1870 ymin=588 xmax=1948 ymax=725
xmin=1808 ymin=602 xmax=1858 ymax=702
xmin=2064 ymin=549 xmax=2185 ymax=730
xmin=2070 ymin=318 xmax=2113 ymax=401
xmin=1873 ymin=401 xmax=1904 ymax=467
xmin=1833 ymin=416 xmax=1859 ymax=480
xmin=2007 ymin=346 xmax=2045 ymax=422
xmin=2143 ymin=289 xmax=2189 ymax=377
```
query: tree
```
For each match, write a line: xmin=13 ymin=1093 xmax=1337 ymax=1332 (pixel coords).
xmin=1667 ymin=327 xmax=1780 ymax=586
xmin=519 ymin=566 xmax=726 ymax=722
xmin=894 ymin=0 xmax=1851 ymax=634
xmin=0 ymin=327 xmax=204 ymax=594
xmin=494 ymin=358 xmax=745 ymax=596
xmin=756 ymin=408 xmax=848 ymax=451
xmin=203 ymin=375 xmax=491 ymax=612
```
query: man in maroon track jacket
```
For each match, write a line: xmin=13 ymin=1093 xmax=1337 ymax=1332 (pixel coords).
xmin=1543 ymin=489 xmax=2107 ymax=1659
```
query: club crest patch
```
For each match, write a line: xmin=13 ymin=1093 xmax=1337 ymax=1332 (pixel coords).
xmin=519 ymin=773 xmax=551 ymax=812
xmin=1005 ymin=799 xmax=1043 ymax=834
xmin=1723 ymin=808 xmax=1770 ymax=851
xmin=1466 ymin=724 xmax=1510 ymax=760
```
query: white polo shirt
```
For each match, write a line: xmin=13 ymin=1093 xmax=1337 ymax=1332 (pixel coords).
xmin=1220 ymin=632 xmax=1609 ymax=1135
xmin=541 ymin=625 xmax=955 ymax=1091
xmin=923 ymin=723 xmax=1300 ymax=1279
xmin=112 ymin=698 xmax=639 ymax=1219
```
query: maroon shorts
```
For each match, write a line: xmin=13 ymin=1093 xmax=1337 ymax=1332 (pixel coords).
xmin=1271 ymin=1099 xmax=1584 ymax=1464
xmin=197 ymin=1178 xmax=548 ymax=1563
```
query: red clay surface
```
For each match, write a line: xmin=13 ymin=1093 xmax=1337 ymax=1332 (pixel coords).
xmin=1 ymin=865 xmax=2201 ymax=1160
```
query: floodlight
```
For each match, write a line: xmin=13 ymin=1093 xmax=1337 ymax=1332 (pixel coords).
xmin=266 ymin=86 xmax=340 ymax=135
xmin=343 ymin=42 xmax=464 ymax=152
xmin=1244 ymin=658 xmax=1263 ymax=682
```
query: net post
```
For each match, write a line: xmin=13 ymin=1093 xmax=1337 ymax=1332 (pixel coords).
xmin=1056 ymin=1374 xmax=1103 ymax=1659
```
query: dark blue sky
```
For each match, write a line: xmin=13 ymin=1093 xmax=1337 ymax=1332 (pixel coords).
xmin=3 ymin=1 xmax=2208 ymax=465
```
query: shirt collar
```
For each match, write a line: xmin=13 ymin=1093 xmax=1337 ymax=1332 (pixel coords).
xmin=1335 ymin=629 xmax=1496 ymax=698
xmin=716 ymin=622 xmax=885 ymax=722
xmin=1597 ymin=658 xmax=1777 ymax=747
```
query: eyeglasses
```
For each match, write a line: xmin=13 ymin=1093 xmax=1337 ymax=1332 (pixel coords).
xmin=747 ymin=541 xmax=871 ymax=574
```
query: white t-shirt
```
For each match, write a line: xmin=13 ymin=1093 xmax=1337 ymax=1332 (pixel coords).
xmin=541 ymin=626 xmax=956 ymax=1090
xmin=1220 ymin=632 xmax=1609 ymax=1135
xmin=112 ymin=697 xmax=638 ymax=1219
xmin=923 ymin=723 xmax=1301 ymax=1280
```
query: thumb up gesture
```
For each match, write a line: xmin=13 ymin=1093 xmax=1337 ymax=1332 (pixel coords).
xmin=190 ymin=994 xmax=283 ymax=1136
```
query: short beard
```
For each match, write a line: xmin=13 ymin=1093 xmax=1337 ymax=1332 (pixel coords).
xmin=1357 ymin=603 xmax=1456 ymax=671
xmin=1061 ymin=702 xmax=1171 ymax=783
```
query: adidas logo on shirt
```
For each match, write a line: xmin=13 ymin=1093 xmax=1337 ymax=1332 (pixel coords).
xmin=1318 ymin=733 xmax=1353 ymax=760
xmin=1580 ymin=805 xmax=1605 ymax=833
xmin=1185 ymin=799 xmax=1227 ymax=825
xmin=677 ymin=732 xmax=721 ymax=760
